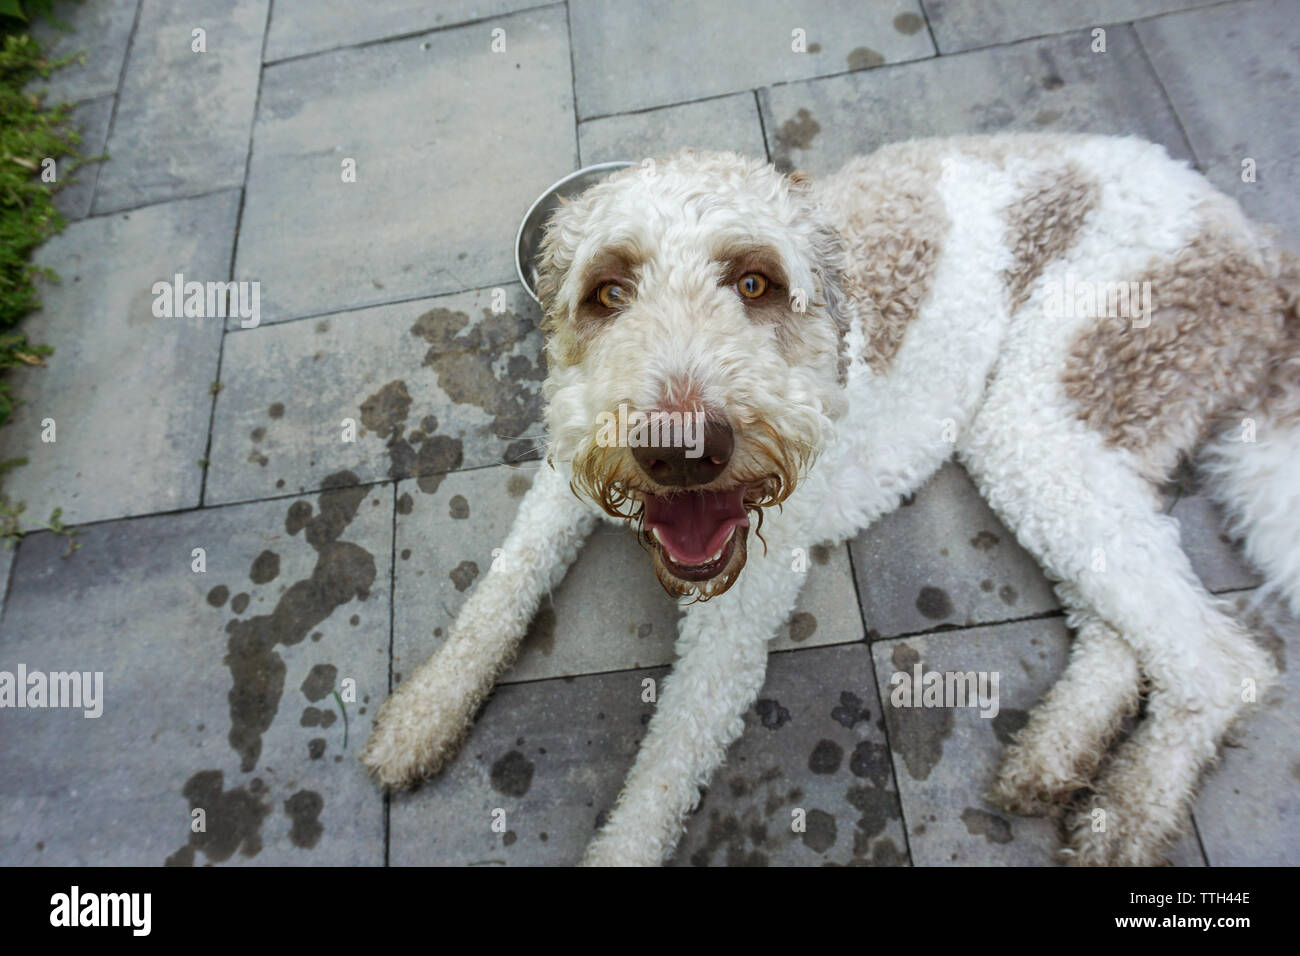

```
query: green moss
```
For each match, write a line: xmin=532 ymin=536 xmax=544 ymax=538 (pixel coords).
xmin=1 ymin=6 xmax=96 ymax=544
xmin=0 ymin=21 xmax=96 ymax=421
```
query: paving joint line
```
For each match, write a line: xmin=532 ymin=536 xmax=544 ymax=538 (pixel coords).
xmin=64 ymin=93 xmax=116 ymax=216
xmin=843 ymin=539 xmax=917 ymax=865
xmin=753 ymin=88 xmax=772 ymax=164
xmin=223 ymin=277 xmax=524 ymax=334
xmin=1132 ymin=21 xmax=1201 ymax=170
xmin=564 ymin=0 xmax=582 ymax=167
xmin=924 ymin=0 xmax=1243 ymax=57
xmin=83 ymin=184 xmax=244 ymax=221
xmin=88 ymin=0 xmax=142 ymax=216
xmin=260 ymin=1 xmax=562 ymax=68
xmin=201 ymin=0 xmax=274 ymax=508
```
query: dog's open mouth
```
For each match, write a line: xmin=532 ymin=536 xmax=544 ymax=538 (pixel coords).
xmin=642 ymin=487 xmax=750 ymax=582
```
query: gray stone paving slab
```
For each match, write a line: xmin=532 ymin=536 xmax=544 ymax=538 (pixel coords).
xmin=389 ymin=663 xmax=656 ymax=865
xmin=235 ymin=4 xmax=575 ymax=324
xmin=671 ymin=643 xmax=908 ymax=866
xmin=579 ymin=91 xmax=768 ymax=166
xmin=390 ymin=643 xmax=902 ymax=865
xmin=872 ymin=621 xmax=1064 ymax=865
xmin=264 ymin=0 xmax=553 ymax=62
xmin=850 ymin=463 xmax=1059 ymax=639
xmin=569 ymin=0 xmax=935 ymax=119
xmin=51 ymin=95 xmax=112 ymax=222
xmin=0 ymin=190 xmax=239 ymax=530
xmin=922 ymin=0 xmax=1218 ymax=54
xmin=93 ymin=0 xmax=268 ymax=214
xmin=1137 ymin=0 xmax=1300 ymax=245
xmin=1169 ymin=493 xmax=1262 ymax=594
xmin=761 ymin=25 xmax=1192 ymax=174
xmin=0 ymin=543 xmax=14 ymax=620
xmin=0 ymin=488 xmax=392 ymax=865
xmin=392 ymin=461 xmax=865 ymax=684
xmin=871 ymin=619 xmax=1205 ymax=865
xmin=28 ymin=0 xmax=138 ymax=104
xmin=1193 ymin=590 xmax=1300 ymax=865
xmin=206 ymin=284 xmax=545 ymax=505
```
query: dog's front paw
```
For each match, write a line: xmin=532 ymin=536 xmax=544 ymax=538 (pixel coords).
xmin=579 ymin=828 xmax=668 ymax=867
xmin=359 ymin=684 xmax=469 ymax=790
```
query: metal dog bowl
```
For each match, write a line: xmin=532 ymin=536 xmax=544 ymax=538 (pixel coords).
xmin=515 ymin=161 xmax=633 ymax=306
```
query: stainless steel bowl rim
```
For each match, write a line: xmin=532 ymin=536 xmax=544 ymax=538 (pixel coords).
xmin=515 ymin=160 xmax=634 ymax=306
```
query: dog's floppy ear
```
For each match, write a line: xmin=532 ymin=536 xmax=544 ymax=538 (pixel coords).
xmin=810 ymin=220 xmax=851 ymax=386
xmin=534 ymin=199 xmax=576 ymax=327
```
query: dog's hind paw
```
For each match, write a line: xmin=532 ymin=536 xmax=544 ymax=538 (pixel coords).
xmin=989 ymin=740 xmax=1093 ymax=817
xmin=1059 ymin=793 xmax=1177 ymax=866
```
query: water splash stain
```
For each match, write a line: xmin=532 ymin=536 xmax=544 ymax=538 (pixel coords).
xmin=755 ymin=699 xmax=791 ymax=730
xmin=284 ymin=790 xmax=324 ymax=849
xmin=831 ymin=691 xmax=868 ymax=729
xmin=410 ymin=307 xmax=545 ymax=447
xmin=788 ymin=610 xmax=817 ymax=642
xmin=961 ymin=807 xmax=1013 ymax=844
xmin=775 ymin=107 xmax=820 ymax=152
xmin=886 ymin=643 xmax=954 ymax=779
xmin=449 ymin=560 xmax=479 ymax=592
xmin=300 ymin=664 xmax=337 ymax=703
xmin=846 ymin=47 xmax=885 ymax=70
xmin=165 ymin=770 xmax=270 ymax=865
xmin=490 ymin=750 xmax=535 ymax=798
xmin=849 ymin=739 xmax=891 ymax=787
xmin=916 ymin=586 xmax=953 ymax=620
xmin=221 ymin=471 xmax=376 ymax=772
xmin=802 ymin=809 xmax=837 ymax=853
xmin=809 ymin=739 xmax=843 ymax=774
xmin=991 ymin=707 xmax=1029 ymax=746
xmin=847 ymin=784 xmax=901 ymax=839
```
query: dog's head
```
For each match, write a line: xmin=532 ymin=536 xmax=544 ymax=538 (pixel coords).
xmin=535 ymin=150 xmax=847 ymax=599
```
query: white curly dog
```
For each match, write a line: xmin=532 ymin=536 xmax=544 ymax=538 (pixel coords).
xmin=363 ymin=135 xmax=1299 ymax=866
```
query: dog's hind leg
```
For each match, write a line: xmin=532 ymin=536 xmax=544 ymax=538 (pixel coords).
xmin=361 ymin=463 xmax=598 ymax=789
xmin=960 ymin=395 xmax=1277 ymax=865
xmin=989 ymin=583 xmax=1140 ymax=816
xmin=580 ymin=517 xmax=810 ymax=866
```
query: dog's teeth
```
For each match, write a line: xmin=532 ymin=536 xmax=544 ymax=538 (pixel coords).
xmin=707 ymin=528 xmax=737 ymax=563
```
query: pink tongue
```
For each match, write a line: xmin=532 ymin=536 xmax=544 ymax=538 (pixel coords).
xmin=643 ymin=488 xmax=749 ymax=566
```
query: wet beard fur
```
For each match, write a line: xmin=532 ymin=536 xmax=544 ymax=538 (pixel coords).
xmin=565 ymin=420 xmax=810 ymax=600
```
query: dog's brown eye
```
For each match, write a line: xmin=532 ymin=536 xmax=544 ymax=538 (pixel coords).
xmin=596 ymin=282 xmax=629 ymax=309
xmin=736 ymin=273 xmax=768 ymax=299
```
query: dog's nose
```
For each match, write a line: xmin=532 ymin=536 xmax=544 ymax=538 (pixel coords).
xmin=632 ymin=418 xmax=734 ymax=487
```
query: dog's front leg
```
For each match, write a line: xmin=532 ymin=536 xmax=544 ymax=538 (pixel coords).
xmin=581 ymin=524 xmax=809 ymax=866
xmin=362 ymin=463 xmax=598 ymax=788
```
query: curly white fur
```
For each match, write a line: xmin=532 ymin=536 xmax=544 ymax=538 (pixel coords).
xmin=363 ymin=137 xmax=1297 ymax=866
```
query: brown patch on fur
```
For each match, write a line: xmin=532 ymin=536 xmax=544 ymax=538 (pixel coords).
xmin=1262 ymin=248 xmax=1300 ymax=427
xmin=823 ymin=149 xmax=950 ymax=374
xmin=1062 ymin=217 xmax=1289 ymax=480
xmin=1003 ymin=164 xmax=1100 ymax=312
